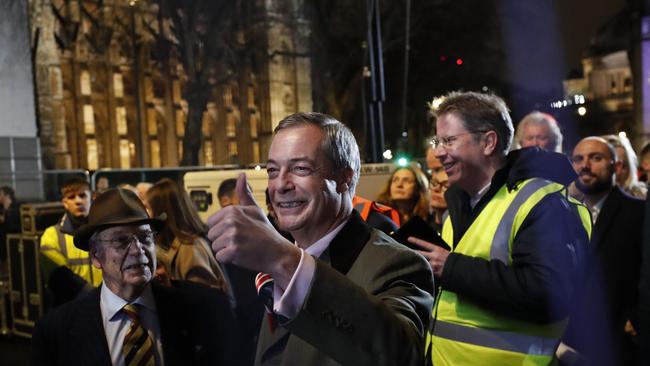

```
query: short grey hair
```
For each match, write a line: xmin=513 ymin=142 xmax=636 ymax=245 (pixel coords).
xmin=515 ymin=111 xmax=563 ymax=152
xmin=274 ymin=112 xmax=361 ymax=194
xmin=435 ymin=91 xmax=514 ymax=156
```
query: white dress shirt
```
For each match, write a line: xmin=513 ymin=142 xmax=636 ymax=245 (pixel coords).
xmin=99 ymin=282 xmax=164 ymax=366
xmin=273 ymin=219 xmax=348 ymax=318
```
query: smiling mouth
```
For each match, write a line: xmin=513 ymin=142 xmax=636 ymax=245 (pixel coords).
xmin=123 ymin=263 xmax=148 ymax=271
xmin=442 ymin=162 xmax=455 ymax=172
xmin=276 ymin=201 xmax=305 ymax=208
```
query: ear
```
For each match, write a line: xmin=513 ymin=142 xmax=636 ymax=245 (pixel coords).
xmin=90 ymin=247 xmax=103 ymax=270
xmin=337 ymin=167 xmax=354 ymax=194
xmin=482 ymin=130 xmax=498 ymax=156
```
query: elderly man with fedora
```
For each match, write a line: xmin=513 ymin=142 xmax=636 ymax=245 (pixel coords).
xmin=31 ymin=188 xmax=242 ymax=366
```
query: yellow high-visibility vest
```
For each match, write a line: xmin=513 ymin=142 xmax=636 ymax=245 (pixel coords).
xmin=40 ymin=224 xmax=102 ymax=287
xmin=427 ymin=178 xmax=591 ymax=366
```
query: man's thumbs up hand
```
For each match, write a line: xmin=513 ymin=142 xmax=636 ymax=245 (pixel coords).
xmin=207 ymin=173 xmax=300 ymax=285
xmin=235 ymin=173 xmax=258 ymax=207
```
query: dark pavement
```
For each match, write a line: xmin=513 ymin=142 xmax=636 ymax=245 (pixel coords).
xmin=0 ymin=335 xmax=31 ymax=366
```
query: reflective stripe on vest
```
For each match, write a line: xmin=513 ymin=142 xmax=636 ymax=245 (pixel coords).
xmin=490 ymin=179 xmax=553 ymax=263
xmin=434 ymin=320 xmax=559 ymax=357
xmin=54 ymin=225 xmax=68 ymax=259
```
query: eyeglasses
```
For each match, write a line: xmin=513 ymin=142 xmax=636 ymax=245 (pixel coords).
xmin=96 ymin=231 xmax=156 ymax=251
xmin=430 ymin=180 xmax=449 ymax=191
xmin=430 ymin=132 xmax=482 ymax=150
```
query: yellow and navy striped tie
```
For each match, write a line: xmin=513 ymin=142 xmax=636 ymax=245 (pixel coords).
xmin=122 ymin=303 xmax=155 ymax=366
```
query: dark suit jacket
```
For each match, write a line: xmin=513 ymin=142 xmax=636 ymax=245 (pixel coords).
xmin=564 ymin=186 xmax=645 ymax=365
xmin=254 ymin=211 xmax=434 ymax=366
xmin=31 ymin=280 xmax=245 ymax=366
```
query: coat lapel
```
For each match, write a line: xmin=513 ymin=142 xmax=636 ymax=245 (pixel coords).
xmin=328 ymin=211 xmax=371 ymax=274
xmin=151 ymin=281 xmax=192 ymax=365
xmin=255 ymin=211 xmax=372 ymax=365
xmin=591 ymin=187 xmax=623 ymax=249
xmin=257 ymin=313 xmax=291 ymax=365
xmin=68 ymin=288 xmax=112 ymax=366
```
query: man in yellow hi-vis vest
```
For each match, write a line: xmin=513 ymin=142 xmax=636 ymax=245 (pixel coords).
xmin=40 ymin=177 xmax=102 ymax=305
xmin=408 ymin=91 xmax=591 ymax=366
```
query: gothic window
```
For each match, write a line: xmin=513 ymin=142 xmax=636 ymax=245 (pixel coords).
xmin=150 ymin=139 xmax=161 ymax=168
xmin=172 ymin=80 xmax=181 ymax=104
xmin=203 ymin=141 xmax=214 ymax=166
xmin=250 ymin=113 xmax=258 ymax=138
xmin=252 ymin=141 xmax=260 ymax=163
xmin=87 ymin=139 xmax=98 ymax=170
xmin=147 ymin=108 xmax=157 ymax=136
xmin=80 ymin=70 xmax=92 ymax=96
xmin=116 ymin=106 xmax=127 ymax=135
xmin=83 ymin=105 xmax=95 ymax=134
xmin=119 ymin=139 xmax=131 ymax=168
xmin=248 ymin=85 xmax=256 ymax=108
xmin=202 ymin=112 xmax=212 ymax=136
xmin=176 ymin=109 xmax=185 ymax=136
xmin=226 ymin=113 xmax=237 ymax=137
xmin=114 ymin=73 xmax=124 ymax=98
xmin=224 ymin=85 xmax=233 ymax=107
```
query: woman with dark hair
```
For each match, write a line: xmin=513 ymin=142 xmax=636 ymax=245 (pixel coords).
xmin=145 ymin=178 xmax=230 ymax=293
xmin=376 ymin=164 xmax=431 ymax=225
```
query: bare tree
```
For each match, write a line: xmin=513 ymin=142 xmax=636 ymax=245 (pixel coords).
xmin=153 ymin=0 xmax=237 ymax=166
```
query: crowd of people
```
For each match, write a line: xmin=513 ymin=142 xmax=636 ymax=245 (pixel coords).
xmin=0 ymin=90 xmax=647 ymax=365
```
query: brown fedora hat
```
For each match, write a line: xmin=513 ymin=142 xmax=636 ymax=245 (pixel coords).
xmin=74 ymin=188 xmax=166 ymax=251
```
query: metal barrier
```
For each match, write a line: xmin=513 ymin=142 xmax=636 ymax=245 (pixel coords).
xmin=90 ymin=165 xmax=243 ymax=192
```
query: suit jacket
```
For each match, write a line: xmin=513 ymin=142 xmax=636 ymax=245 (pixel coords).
xmin=564 ymin=186 xmax=645 ymax=365
xmin=255 ymin=211 xmax=435 ymax=366
xmin=31 ymin=280 xmax=245 ymax=366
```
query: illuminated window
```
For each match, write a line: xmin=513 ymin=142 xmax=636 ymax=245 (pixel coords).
xmin=202 ymin=113 xmax=212 ymax=136
xmin=250 ymin=114 xmax=258 ymax=138
xmin=120 ymin=139 xmax=131 ymax=168
xmin=150 ymin=140 xmax=161 ymax=168
xmin=116 ymin=106 xmax=127 ymax=135
xmin=83 ymin=105 xmax=95 ymax=134
xmin=224 ymin=86 xmax=232 ymax=107
xmin=228 ymin=141 xmax=238 ymax=157
xmin=113 ymin=73 xmax=124 ymax=97
xmin=226 ymin=113 xmax=237 ymax=137
xmin=144 ymin=78 xmax=154 ymax=100
xmin=203 ymin=141 xmax=214 ymax=166
xmin=80 ymin=70 xmax=92 ymax=95
xmin=86 ymin=139 xmax=98 ymax=170
xmin=147 ymin=108 xmax=157 ymax=136
xmin=176 ymin=110 xmax=185 ymax=136
xmin=248 ymin=86 xmax=255 ymax=108
xmin=178 ymin=141 xmax=183 ymax=158
xmin=172 ymin=80 xmax=181 ymax=104
xmin=252 ymin=141 xmax=260 ymax=163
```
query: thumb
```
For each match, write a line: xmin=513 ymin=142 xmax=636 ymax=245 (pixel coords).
xmin=236 ymin=172 xmax=258 ymax=207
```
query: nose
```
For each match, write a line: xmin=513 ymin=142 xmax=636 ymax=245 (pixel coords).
xmin=274 ymin=168 xmax=295 ymax=194
xmin=434 ymin=145 xmax=447 ymax=159
xmin=126 ymin=237 xmax=147 ymax=255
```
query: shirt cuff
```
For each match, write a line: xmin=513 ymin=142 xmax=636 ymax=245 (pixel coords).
xmin=273 ymin=248 xmax=316 ymax=319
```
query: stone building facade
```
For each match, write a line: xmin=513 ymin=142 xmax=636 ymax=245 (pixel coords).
xmin=31 ymin=0 xmax=312 ymax=170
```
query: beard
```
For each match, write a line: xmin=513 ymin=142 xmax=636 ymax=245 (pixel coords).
xmin=574 ymin=174 xmax=613 ymax=195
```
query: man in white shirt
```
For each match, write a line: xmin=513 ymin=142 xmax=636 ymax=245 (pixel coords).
xmin=32 ymin=188 xmax=241 ymax=366
xmin=207 ymin=112 xmax=434 ymax=366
